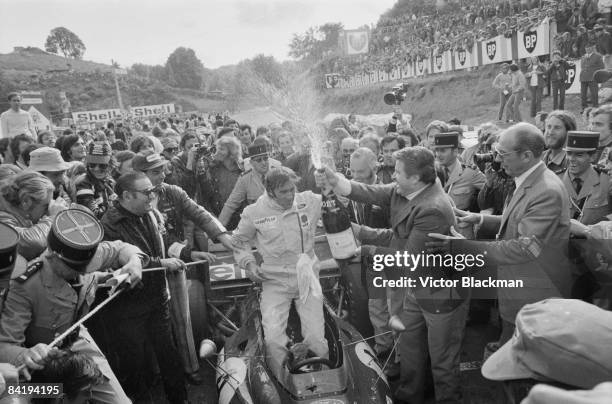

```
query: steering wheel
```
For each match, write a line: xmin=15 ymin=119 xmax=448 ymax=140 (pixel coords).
xmin=290 ymin=357 xmax=335 ymax=373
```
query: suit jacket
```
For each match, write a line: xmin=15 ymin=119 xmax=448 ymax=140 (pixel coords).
xmin=580 ymin=52 xmax=605 ymax=82
xmin=453 ymin=163 xmax=573 ymax=323
xmin=349 ymin=180 xmax=466 ymax=314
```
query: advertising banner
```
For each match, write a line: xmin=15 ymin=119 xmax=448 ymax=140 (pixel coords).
xmin=518 ymin=18 xmax=550 ymax=59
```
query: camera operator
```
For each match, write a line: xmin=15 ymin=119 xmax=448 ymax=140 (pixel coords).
xmin=377 ymin=135 xmax=406 ymax=184
xmin=475 ymin=136 xmax=515 ymax=217
xmin=462 ymin=123 xmax=500 ymax=172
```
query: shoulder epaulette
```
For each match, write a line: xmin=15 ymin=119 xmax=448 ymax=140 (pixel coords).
xmin=15 ymin=261 xmax=43 ymax=283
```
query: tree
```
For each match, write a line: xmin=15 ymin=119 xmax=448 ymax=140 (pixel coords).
xmin=165 ymin=47 xmax=204 ymax=89
xmin=44 ymin=27 xmax=86 ymax=59
xmin=288 ymin=23 xmax=343 ymax=61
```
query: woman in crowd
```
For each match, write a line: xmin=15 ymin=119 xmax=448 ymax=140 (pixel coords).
xmin=0 ymin=171 xmax=68 ymax=260
xmin=9 ymin=134 xmax=34 ymax=170
xmin=129 ymin=135 xmax=156 ymax=154
xmin=196 ymin=136 xmax=242 ymax=229
xmin=59 ymin=134 xmax=86 ymax=164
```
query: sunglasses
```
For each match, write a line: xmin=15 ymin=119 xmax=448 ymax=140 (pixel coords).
xmin=165 ymin=147 xmax=178 ymax=153
xmin=252 ymin=156 xmax=269 ymax=163
xmin=130 ymin=186 xmax=158 ymax=198
xmin=88 ymin=163 xmax=109 ymax=170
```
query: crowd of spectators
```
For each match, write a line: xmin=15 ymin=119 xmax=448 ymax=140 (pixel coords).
xmin=324 ymin=0 xmax=612 ymax=77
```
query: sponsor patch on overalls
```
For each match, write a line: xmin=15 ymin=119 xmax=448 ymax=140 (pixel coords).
xmin=299 ymin=213 xmax=310 ymax=228
xmin=254 ymin=216 xmax=278 ymax=228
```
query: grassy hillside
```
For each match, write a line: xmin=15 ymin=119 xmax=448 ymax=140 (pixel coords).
xmin=0 ymin=48 xmax=230 ymax=117
xmin=319 ymin=65 xmax=585 ymax=130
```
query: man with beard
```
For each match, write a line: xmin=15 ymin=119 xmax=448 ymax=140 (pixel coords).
xmin=541 ymin=110 xmax=576 ymax=177
xmin=377 ymin=136 xmax=406 ymax=184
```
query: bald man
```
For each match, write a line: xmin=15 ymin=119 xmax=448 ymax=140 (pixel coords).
xmin=429 ymin=123 xmax=573 ymax=346
xmin=338 ymin=137 xmax=359 ymax=179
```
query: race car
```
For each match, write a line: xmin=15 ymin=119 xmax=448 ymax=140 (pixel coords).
xmin=214 ymin=288 xmax=393 ymax=404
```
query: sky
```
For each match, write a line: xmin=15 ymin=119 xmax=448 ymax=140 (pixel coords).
xmin=0 ymin=0 xmax=396 ymax=69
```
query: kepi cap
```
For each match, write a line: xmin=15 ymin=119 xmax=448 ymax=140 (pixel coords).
xmin=0 ymin=223 xmax=18 ymax=277
xmin=132 ymin=151 xmax=167 ymax=172
xmin=47 ymin=209 xmax=103 ymax=271
xmin=564 ymin=131 xmax=599 ymax=152
xmin=432 ymin=132 xmax=459 ymax=149
xmin=248 ymin=144 xmax=269 ymax=158
xmin=482 ymin=298 xmax=612 ymax=389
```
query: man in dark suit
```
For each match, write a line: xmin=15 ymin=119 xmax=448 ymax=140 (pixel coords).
xmin=317 ymin=147 xmax=469 ymax=404
xmin=580 ymin=42 xmax=605 ymax=110
xmin=429 ymin=123 xmax=573 ymax=346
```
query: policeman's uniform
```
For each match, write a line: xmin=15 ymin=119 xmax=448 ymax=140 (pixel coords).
xmin=0 ymin=223 xmax=18 ymax=314
xmin=231 ymin=189 xmax=328 ymax=377
xmin=0 ymin=209 xmax=143 ymax=403
xmin=219 ymin=144 xmax=280 ymax=226
xmin=563 ymin=132 xmax=612 ymax=225
xmin=433 ymin=132 xmax=486 ymax=211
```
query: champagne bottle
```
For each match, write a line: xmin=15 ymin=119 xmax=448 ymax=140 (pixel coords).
xmin=321 ymin=189 xmax=357 ymax=259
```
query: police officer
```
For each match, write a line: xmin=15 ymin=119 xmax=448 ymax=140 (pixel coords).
xmin=563 ymin=131 xmax=612 ymax=225
xmin=433 ymin=132 xmax=486 ymax=211
xmin=0 ymin=223 xmax=20 ymax=395
xmin=219 ymin=143 xmax=280 ymax=226
xmin=231 ymin=167 xmax=328 ymax=379
xmin=0 ymin=209 xmax=145 ymax=402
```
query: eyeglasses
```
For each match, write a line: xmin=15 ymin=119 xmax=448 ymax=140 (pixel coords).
xmin=88 ymin=163 xmax=109 ymax=170
xmin=252 ymin=156 xmax=269 ymax=163
xmin=130 ymin=186 xmax=158 ymax=198
xmin=493 ymin=144 xmax=520 ymax=160
xmin=164 ymin=147 xmax=178 ymax=153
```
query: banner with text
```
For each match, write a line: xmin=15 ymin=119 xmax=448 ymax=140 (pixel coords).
xmin=481 ymin=34 xmax=512 ymax=65
xmin=453 ymin=45 xmax=477 ymax=71
xmin=565 ymin=59 xmax=580 ymax=94
xmin=72 ymin=103 xmax=175 ymax=123
xmin=432 ymin=50 xmax=452 ymax=74
xmin=517 ymin=18 xmax=550 ymax=59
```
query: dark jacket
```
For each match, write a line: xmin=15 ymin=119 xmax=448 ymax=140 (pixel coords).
xmin=547 ymin=59 xmax=569 ymax=82
xmin=101 ymin=203 xmax=168 ymax=304
xmin=580 ymin=52 xmax=605 ymax=82
xmin=166 ymin=154 xmax=195 ymax=198
xmin=74 ymin=171 xmax=116 ymax=219
xmin=350 ymin=180 xmax=467 ymax=314
xmin=156 ymin=183 xmax=226 ymax=260
xmin=283 ymin=152 xmax=319 ymax=193
xmin=196 ymin=159 xmax=242 ymax=219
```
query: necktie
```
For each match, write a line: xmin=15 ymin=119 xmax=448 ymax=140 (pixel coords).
xmin=504 ymin=181 xmax=516 ymax=209
xmin=444 ymin=167 xmax=450 ymax=189
xmin=573 ymin=177 xmax=583 ymax=195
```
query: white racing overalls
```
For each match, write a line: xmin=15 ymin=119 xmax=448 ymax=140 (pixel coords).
xmin=232 ymin=191 xmax=328 ymax=374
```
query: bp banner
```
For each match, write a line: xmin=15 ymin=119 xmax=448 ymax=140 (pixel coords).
xmin=415 ymin=58 xmax=429 ymax=76
xmin=401 ymin=63 xmax=413 ymax=79
xmin=325 ymin=74 xmax=340 ymax=89
xmin=518 ymin=18 xmax=550 ymax=59
xmin=454 ymin=44 xmax=477 ymax=70
xmin=344 ymin=29 xmax=369 ymax=55
xmin=565 ymin=59 xmax=580 ymax=94
xmin=481 ymin=35 xmax=512 ymax=65
xmin=432 ymin=50 xmax=452 ymax=74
